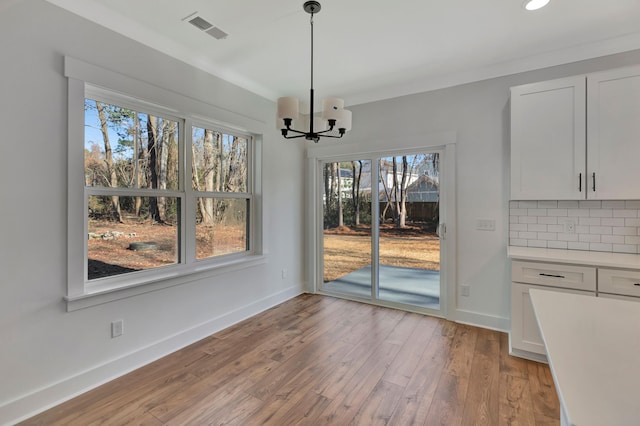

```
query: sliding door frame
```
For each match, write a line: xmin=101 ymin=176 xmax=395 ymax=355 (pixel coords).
xmin=306 ymin=133 xmax=457 ymax=320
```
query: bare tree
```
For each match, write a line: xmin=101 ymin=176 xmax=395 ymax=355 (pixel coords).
xmin=147 ymin=115 xmax=162 ymax=223
xmin=337 ymin=163 xmax=344 ymax=227
xmin=351 ymin=160 xmax=363 ymax=226
xmin=95 ymin=101 xmax=123 ymax=222
xmin=398 ymin=156 xmax=409 ymax=228
xmin=201 ymin=129 xmax=216 ymax=225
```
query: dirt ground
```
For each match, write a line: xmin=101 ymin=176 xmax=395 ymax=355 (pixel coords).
xmin=87 ymin=218 xmax=246 ymax=279
xmin=323 ymin=223 xmax=440 ymax=282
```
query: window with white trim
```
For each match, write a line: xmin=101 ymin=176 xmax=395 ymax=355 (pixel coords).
xmin=66 ymin=78 xmax=261 ymax=308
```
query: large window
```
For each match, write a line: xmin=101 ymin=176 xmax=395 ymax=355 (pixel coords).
xmin=67 ymin=77 xmax=260 ymax=308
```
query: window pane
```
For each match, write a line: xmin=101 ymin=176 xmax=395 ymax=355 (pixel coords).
xmin=84 ymin=99 xmax=179 ymax=190
xmin=192 ymin=127 xmax=248 ymax=193
xmin=87 ymin=195 xmax=180 ymax=280
xmin=196 ymin=198 xmax=248 ymax=259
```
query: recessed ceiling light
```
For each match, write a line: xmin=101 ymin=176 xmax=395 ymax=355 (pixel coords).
xmin=524 ymin=0 xmax=550 ymax=11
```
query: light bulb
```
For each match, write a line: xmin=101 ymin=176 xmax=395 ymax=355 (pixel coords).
xmin=524 ymin=0 xmax=550 ymax=11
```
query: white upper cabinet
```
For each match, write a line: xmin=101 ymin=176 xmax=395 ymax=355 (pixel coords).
xmin=510 ymin=65 xmax=640 ymax=200
xmin=510 ymin=76 xmax=586 ymax=200
xmin=587 ymin=67 xmax=640 ymax=199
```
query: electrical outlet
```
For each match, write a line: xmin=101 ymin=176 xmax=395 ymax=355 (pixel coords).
xmin=476 ymin=219 xmax=495 ymax=231
xmin=460 ymin=285 xmax=470 ymax=297
xmin=560 ymin=218 xmax=577 ymax=234
xmin=111 ymin=320 xmax=123 ymax=338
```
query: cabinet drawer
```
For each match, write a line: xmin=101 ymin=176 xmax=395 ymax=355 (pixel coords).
xmin=598 ymin=268 xmax=640 ymax=297
xmin=598 ymin=293 xmax=640 ymax=302
xmin=512 ymin=260 xmax=596 ymax=291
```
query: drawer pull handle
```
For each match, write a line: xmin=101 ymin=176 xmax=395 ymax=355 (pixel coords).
xmin=539 ymin=273 xmax=565 ymax=279
xmin=634 ymin=283 xmax=640 ymax=287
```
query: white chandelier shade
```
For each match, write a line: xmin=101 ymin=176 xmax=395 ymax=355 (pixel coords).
xmin=276 ymin=1 xmax=352 ymax=142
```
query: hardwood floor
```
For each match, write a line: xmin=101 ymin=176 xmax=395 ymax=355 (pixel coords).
xmin=21 ymin=295 xmax=560 ymax=425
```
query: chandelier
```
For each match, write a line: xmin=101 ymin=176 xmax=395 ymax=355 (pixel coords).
xmin=276 ymin=1 xmax=352 ymax=143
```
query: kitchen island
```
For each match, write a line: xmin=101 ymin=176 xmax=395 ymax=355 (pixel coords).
xmin=530 ymin=289 xmax=640 ymax=426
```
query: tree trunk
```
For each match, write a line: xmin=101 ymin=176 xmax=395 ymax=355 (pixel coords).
xmin=134 ymin=112 xmax=142 ymax=216
xmin=337 ymin=163 xmax=343 ymax=227
xmin=202 ymin=129 xmax=215 ymax=225
xmin=399 ymin=156 xmax=409 ymax=228
xmin=324 ymin=163 xmax=331 ymax=217
xmin=379 ymin=161 xmax=393 ymax=222
xmin=95 ymin=101 xmax=122 ymax=222
xmin=147 ymin=115 xmax=162 ymax=223
xmin=391 ymin=158 xmax=399 ymax=225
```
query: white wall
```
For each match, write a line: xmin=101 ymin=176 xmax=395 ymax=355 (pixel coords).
xmin=342 ymin=49 xmax=640 ymax=329
xmin=0 ymin=1 xmax=304 ymax=423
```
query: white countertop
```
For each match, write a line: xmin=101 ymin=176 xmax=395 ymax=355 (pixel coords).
xmin=530 ymin=289 xmax=640 ymax=426
xmin=508 ymin=246 xmax=640 ymax=269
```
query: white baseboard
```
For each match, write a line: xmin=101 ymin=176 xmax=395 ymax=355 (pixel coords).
xmin=453 ymin=309 xmax=510 ymax=332
xmin=1 ymin=285 xmax=302 ymax=426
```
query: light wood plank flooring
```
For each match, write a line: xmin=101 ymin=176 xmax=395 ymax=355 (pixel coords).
xmin=21 ymin=294 xmax=559 ymax=425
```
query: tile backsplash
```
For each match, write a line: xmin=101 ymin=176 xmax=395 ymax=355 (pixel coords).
xmin=509 ymin=200 xmax=640 ymax=254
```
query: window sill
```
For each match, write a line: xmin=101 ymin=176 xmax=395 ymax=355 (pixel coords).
xmin=64 ymin=254 xmax=267 ymax=312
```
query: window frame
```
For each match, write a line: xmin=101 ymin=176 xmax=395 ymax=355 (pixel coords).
xmin=65 ymin=57 xmax=264 ymax=311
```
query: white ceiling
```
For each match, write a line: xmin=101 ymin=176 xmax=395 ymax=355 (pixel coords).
xmin=46 ymin=0 xmax=640 ymax=106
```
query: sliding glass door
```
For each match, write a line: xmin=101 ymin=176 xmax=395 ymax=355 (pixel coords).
xmin=320 ymin=150 xmax=443 ymax=314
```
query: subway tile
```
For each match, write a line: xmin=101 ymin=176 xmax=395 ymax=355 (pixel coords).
xmin=510 ymin=216 xmax=519 ymax=224
xmin=626 ymin=236 xmax=640 ymax=245
xmin=528 ymin=209 xmax=548 ymax=216
xmin=510 ymin=238 xmax=528 ymax=247
xmin=510 ymin=208 xmax=528 ymax=216
xmin=547 ymin=225 xmax=564 ymax=233
xmin=538 ymin=216 xmax=558 ymax=225
xmin=626 ymin=201 xmax=640 ymax=209
xmin=518 ymin=201 xmax=538 ymax=209
xmin=510 ymin=231 xmax=520 ymax=239
xmin=547 ymin=209 xmax=568 ymax=217
xmin=548 ymin=241 xmax=568 ymax=249
xmin=613 ymin=227 xmax=637 ymax=236
xmin=590 ymin=243 xmax=613 ymax=252
xmin=579 ymin=234 xmax=601 ymax=243
xmin=519 ymin=231 xmax=537 ymax=239
xmin=528 ymin=224 xmax=547 ymax=232
xmin=625 ymin=218 xmax=640 ymax=227
xmin=558 ymin=233 xmax=579 ymax=242
xmin=602 ymin=201 xmax=626 ymax=209
xmin=519 ymin=216 xmax=538 ymax=224
xmin=602 ymin=235 xmax=625 ymax=244
xmin=568 ymin=242 xmax=590 ymax=250
xmin=601 ymin=218 xmax=625 ymax=227
xmin=590 ymin=226 xmax=612 ymax=235
xmin=579 ymin=200 xmax=602 ymax=209
xmin=589 ymin=209 xmax=613 ymax=218
xmin=568 ymin=209 xmax=590 ymax=217
xmin=510 ymin=223 xmax=528 ymax=231
xmin=509 ymin=201 xmax=519 ymax=208
xmin=558 ymin=200 xmax=579 ymax=208
xmin=575 ymin=225 xmax=590 ymax=234
xmin=613 ymin=209 xmax=638 ymax=218
xmin=613 ymin=244 xmax=638 ymax=254
xmin=537 ymin=201 xmax=558 ymax=208
xmin=527 ymin=240 xmax=548 ymax=248
xmin=538 ymin=232 xmax=557 ymax=241
xmin=579 ymin=217 xmax=601 ymax=226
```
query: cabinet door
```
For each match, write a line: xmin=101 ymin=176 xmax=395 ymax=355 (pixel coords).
xmin=510 ymin=76 xmax=586 ymax=200
xmin=511 ymin=283 xmax=593 ymax=355
xmin=587 ymin=65 xmax=640 ymax=199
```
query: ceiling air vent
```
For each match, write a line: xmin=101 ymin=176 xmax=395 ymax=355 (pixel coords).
xmin=206 ymin=27 xmax=228 ymax=40
xmin=183 ymin=12 xmax=229 ymax=40
xmin=188 ymin=16 xmax=213 ymax=31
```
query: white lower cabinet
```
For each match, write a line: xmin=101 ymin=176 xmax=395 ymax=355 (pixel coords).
xmin=511 ymin=283 xmax=594 ymax=358
xmin=510 ymin=260 xmax=596 ymax=361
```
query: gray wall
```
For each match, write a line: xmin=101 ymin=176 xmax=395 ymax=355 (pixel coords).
xmin=0 ymin=1 xmax=304 ymax=423
xmin=344 ymin=49 xmax=640 ymax=327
